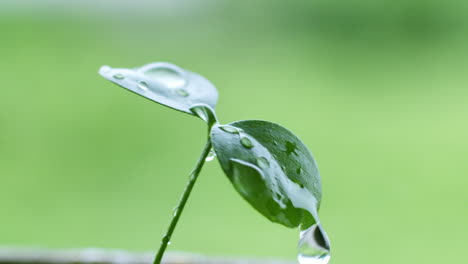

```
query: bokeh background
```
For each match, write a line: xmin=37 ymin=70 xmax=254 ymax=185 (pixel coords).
xmin=1 ymin=0 xmax=467 ymax=263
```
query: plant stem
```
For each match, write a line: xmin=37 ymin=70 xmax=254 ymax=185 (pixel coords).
xmin=153 ymin=139 xmax=212 ymax=264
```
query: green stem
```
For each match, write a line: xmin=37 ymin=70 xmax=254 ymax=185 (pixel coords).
xmin=153 ymin=139 xmax=212 ymax=264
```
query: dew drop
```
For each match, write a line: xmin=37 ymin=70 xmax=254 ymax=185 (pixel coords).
xmin=205 ymin=150 xmax=217 ymax=162
xmin=298 ymin=224 xmax=331 ymax=264
xmin=256 ymin=157 xmax=270 ymax=169
xmin=137 ymin=81 xmax=149 ymax=91
xmin=296 ymin=167 xmax=303 ymax=174
xmin=273 ymin=140 xmax=279 ymax=146
xmin=100 ymin=65 xmax=111 ymax=73
xmin=143 ymin=66 xmax=186 ymax=89
xmin=172 ymin=207 xmax=179 ymax=216
xmin=113 ymin=73 xmax=125 ymax=80
xmin=175 ymin=88 xmax=189 ymax=97
xmin=220 ymin=125 xmax=239 ymax=134
xmin=285 ymin=141 xmax=299 ymax=155
xmin=240 ymin=137 xmax=254 ymax=149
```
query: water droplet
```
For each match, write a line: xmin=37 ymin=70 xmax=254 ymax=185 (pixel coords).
xmin=205 ymin=150 xmax=217 ymax=162
xmin=162 ymin=234 xmax=170 ymax=244
xmin=175 ymin=88 xmax=189 ymax=97
xmin=298 ymin=224 xmax=331 ymax=264
xmin=220 ymin=125 xmax=239 ymax=134
xmin=296 ymin=167 xmax=303 ymax=174
xmin=240 ymin=137 xmax=254 ymax=149
xmin=143 ymin=66 xmax=186 ymax=89
xmin=113 ymin=73 xmax=125 ymax=80
xmin=273 ymin=140 xmax=278 ymax=146
xmin=256 ymin=157 xmax=270 ymax=169
xmin=285 ymin=141 xmax=299 ymax=155
xmin=137 ymin=81 xmax=149 ymax=91
xmin=172 ymin=207 xmax=179 ymax=216
xmin=100 ymin=65 xmax=111 ymax=73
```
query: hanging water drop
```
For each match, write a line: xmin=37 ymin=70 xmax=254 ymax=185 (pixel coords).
xmin=137 ymin=81 xmax=149 ymax=91
xmin=240 ymin=136 xmax=254 ymax=149
xmin=113 ymin=73 xmax=125 ymax=80
xmin=298 ymin=224 xmax=331 ymax=264
xmin=175 ymin=88 xmax=189 ymax=97
xmin=256 ymin=157 xmax=270 ymax=169
xmin=143 ymin=65 xmax=186 ymax=89
xmin=220 ymin=125 xmax=239 ymax=134
xmin=205 ymin=150 xmax=217 ymax=162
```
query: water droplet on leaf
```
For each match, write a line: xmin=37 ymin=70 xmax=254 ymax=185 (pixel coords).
xmin=298 ymin=224 xmax=331 ymax=264
xmin=285 ymin=141 xmax=299 ymax=155
xmin=100 ymin=65 xmax=111 ymax=73
xmin=175 ymin=88 xmax=189 ymax=97
xmin=137 ymin=81 xmax=149 ymax=91
xmin=240 ymin=137 xmax=254 ymax=149
xmin=256 ymin=157 xmax=270 ymax=169
xmin=143 ymin=65 xmax=186 ymax=89
xmin=206 ymin=150 xmax=217 ymax=162
xmin=296 ymin=167 xmax=303 ymax=174
xmin=220 ymin=125 xmax=239 ymax=134
xmin=113 ymin=73 xmax=125 ymax=80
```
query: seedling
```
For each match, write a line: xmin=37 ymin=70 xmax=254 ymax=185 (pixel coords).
xmin=99 ymin=62 xmax=331 ymax=264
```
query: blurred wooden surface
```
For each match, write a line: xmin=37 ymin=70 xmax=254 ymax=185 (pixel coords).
xmin=0 ymin=248 xmax=295 ymax=264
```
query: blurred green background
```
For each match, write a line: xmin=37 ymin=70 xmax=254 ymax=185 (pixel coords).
xmin=1 ymin=0 xmax=467 ymax=263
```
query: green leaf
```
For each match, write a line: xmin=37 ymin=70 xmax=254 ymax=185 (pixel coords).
xmin=98 ymin=62 xmax=218 ymax=115
xmin=210 ymin=120 xmax=322 ymax=229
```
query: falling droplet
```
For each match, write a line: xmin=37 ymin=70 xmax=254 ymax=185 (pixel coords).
xmin=175 ymin=88 xmax=189 ymax=97
xmin=137 ymin=81 xmax=149 ymax=91
xmin=113 ymin=73 xmax=125 ymax=80
xmin=143 ymin=66 xmax=186 ymax=89
xmin=256 ymin=157 xmax=270 ymax=169
xmin=240 ymin=137 xmax=254 ymax=149
xmin=205 ymin=150 xmax=217 ymax=162
xmin=220 ymin=125 xmax=239 ymax=134
xmin=298 ymin=224 xmax=331 ymax=264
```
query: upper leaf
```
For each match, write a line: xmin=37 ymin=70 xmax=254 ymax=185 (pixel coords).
xmin=98 ymin=62 xmax=218 ymax=115
xmin=210 ymin=120 xmax=322 ymax=229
